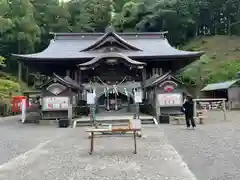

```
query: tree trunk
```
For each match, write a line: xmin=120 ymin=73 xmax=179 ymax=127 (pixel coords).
xmin=228 ymin=18 xmax=231 ymax=36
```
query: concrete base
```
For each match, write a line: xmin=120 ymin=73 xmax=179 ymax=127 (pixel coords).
xmin=38 ymin=119 xmax=57 ymax=126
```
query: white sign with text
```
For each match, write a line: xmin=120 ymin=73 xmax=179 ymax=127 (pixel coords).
xmin=158 ymin=93 xmax=182 ymax=107
xmin=42 ymin=96 xmax=69 ymax=110
xmin=21 ymin=99 xmax=26 ymax=123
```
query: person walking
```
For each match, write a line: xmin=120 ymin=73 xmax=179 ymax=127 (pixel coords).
xmin=182 ymin=95 xmax=196 ymax=129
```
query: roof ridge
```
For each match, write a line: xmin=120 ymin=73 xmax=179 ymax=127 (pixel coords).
xmin=50 ymin=31 xmax=168 ymax=37
xmin=208 ymin=79 xmax=237 ymax=85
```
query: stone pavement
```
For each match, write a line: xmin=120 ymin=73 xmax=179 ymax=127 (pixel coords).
xmin=163 ymin=111 xmax=240 ymax=180
xmin=0 ymin=118 xmax=196 ymax=180
xmin=1 ymin=111 xmax=240 ymax=180
xmin=0 ymin=115 xmax=20 ymax=121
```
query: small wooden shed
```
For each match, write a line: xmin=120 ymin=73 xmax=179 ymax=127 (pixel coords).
xmin=40 ymin=73 xmax=84 ymax=120
xmin=144 ymin=72 xmax=186 ymax=119
xmin=201 ymin=79 xmax=240 ymax=109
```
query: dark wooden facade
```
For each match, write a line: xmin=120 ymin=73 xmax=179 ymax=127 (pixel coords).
xmin=39 ymin=74 xmax=83 ymax=120
xmin=13 ymin=27 xmax=204 ymax=120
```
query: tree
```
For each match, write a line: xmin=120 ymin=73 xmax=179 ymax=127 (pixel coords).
xmin=0 ymin=56 xmax=6 ymax=68
xmin=0 ymin=0 xmax=40 ymax=73
xmin=68 ymin=0 xmax=113 ymax=32
xmin=31 ymin=0 xmax=70 ymax=50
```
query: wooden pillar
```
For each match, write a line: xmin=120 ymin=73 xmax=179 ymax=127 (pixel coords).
xmin=159 ymin=68 xmax=163 ymax=76
xmin=152 ymin=68 xmax=155 ymax=76
xmin=18 ymin=61 xmax=22 ymax=81
xmin=155 ymin=86 xmax=160 ymax=121
xmin=66 ymin=69 xmax=70 ymax=77
xmin=74 ymin=70 xmax=78 ymax=82
xmin=25 ymin=66 xmax=29 ymax=84
xmin=142 ymin=68 xmax=147 ymax=85
xmin=78 ymin=70 xmax=82 ymax=84
xmin=142 ymin=68 xmax=147 ymax=99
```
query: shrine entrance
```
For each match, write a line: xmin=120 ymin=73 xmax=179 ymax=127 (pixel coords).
xmin=97 ymin=91 xmax=134 ymax=113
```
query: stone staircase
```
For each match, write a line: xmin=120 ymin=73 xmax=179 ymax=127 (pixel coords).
xmin=72 ymin=113 xmax=157 ymax=127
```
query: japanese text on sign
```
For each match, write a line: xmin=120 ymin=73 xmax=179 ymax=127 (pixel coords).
xmin=158 ymin=93 xmax=182 ymax=107
xmin=42 ymin=96 xmax=69 ymax=110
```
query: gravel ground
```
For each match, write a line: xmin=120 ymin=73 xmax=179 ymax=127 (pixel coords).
xmin=163 ymin=111 xmax=240 ymax=180
xmin=0 ymin=117 xmax=196 ymax=180
xmin=0 ymin=117 xmax=68 ymax=165
xmin=0 ymin=111 xmax=240 ymax=180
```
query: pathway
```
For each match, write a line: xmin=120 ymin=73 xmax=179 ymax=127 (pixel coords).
xmin=163 ymin=111 xmax=240 ymax=180
xmin=0 ymin=118 xmax=196 ymax=180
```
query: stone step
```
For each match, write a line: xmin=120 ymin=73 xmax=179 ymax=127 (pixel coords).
xmin=74 ymin=118 xmax=156 ymax=127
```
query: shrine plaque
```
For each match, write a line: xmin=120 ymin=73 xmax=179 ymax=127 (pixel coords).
xmin=158 ymin=93 xmax=182 ymax=107
xmin=87 ymin=93 xmax=95 ymax=105
xmin=134 ymin=91 xmax=142 ymax=103
xmin=42 ymin=96 xmax=69 ymax=110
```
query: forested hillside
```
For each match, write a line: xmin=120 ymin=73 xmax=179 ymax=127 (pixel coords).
xmin=179 ymin=35 xmax=240 ymax=93
xmin=0 ymin=0 xmax=240 ymax=95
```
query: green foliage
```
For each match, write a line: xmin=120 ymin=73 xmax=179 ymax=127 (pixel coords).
xmin=231 ymin=21 xmax=240 ymax=35
xmin=0 ymin=71 xmax=17 ymax=81
xmin=207 ymin=60 xmax=240 ymax=83
xmin=0 ymin=56 xmax=6 ymax=67
xmin=68 ymin=0 xmax=113 ymax=32
xmin=0 ymin=0 xmax=240 ymax=96
xmin=179 ymin=36 xmax=240 ymax=90
xmin=0 ymin=79 xmax=20 ymax=93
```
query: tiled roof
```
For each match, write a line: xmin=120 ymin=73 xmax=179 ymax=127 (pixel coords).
xmin=144 ymin=72 xmax=183 ymax=88
xmin=201 ymin=80 xmax=239 ymax=91
xmin=12 ymin=31 xmax=204 ymax=61
xmin=78 ymin=52 xmax=146 ymax=69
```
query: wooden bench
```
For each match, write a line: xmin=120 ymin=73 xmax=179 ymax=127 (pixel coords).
xmin=86 ymin=128 xmax=141 ymax=155
xmin=90 ymin=123 xmax=142 ymax=137
xmin=174 ymin=115 xmax=206 ymax=125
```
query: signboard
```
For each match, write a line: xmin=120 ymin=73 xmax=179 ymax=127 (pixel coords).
xmin=21 ymin=99 xmax=26 ymax=123
xmin=68 ymin=104 xmax=73 ymax=120
xmin=134 ymin=91 xmax=142 ymax=103
xmin=198 ymin=101 xmax=223 ymax=110
xmin=87 ymin=93 xmax=95 ymax=105
xmin=158 ymin=93 xmax=182 ymax=107
xmin=129 ymin=118 xmax=142 ymax=129
xmin=42 ymin=96 xmax=69 ymax=110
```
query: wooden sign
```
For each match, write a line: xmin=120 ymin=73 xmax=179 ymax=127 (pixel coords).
xmin=87 ymin=93 xmax=95 ymax=105
xmin=21 ymin=99 xmax=26 ymax=123
xmin=134 ymin=91 xmax=142 ymax=103
xmin=158 ymin=93 xmax=182 ymax=107
xmin=42 ymin=96 xmax=69 ymax=110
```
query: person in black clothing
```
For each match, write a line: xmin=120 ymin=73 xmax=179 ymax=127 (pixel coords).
xmin=182 ymin=95 xmax=196 ymax=129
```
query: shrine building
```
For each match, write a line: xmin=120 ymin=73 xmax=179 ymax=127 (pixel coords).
xmin=13 ymin=27 xmax=204 ymax=121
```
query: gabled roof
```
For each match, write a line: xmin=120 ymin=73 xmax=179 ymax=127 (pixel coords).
xmin=201 ymin=80 xmax=239 ymax=91
xmin=12 ymin=29 xmax=204 ymax=61
xmin=80 ymin=31 xmax=142 ymax=51
xmin=40 ymin=73 xmax=83 ymax=91
xmin=78 ymin=52 xmax=146 ymax=70
xmin=145 ymin=72 xmax=184 ymax=88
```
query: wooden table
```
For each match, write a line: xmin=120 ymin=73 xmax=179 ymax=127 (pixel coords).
xmin=85 ymin=128 xmax=141 ymax=155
